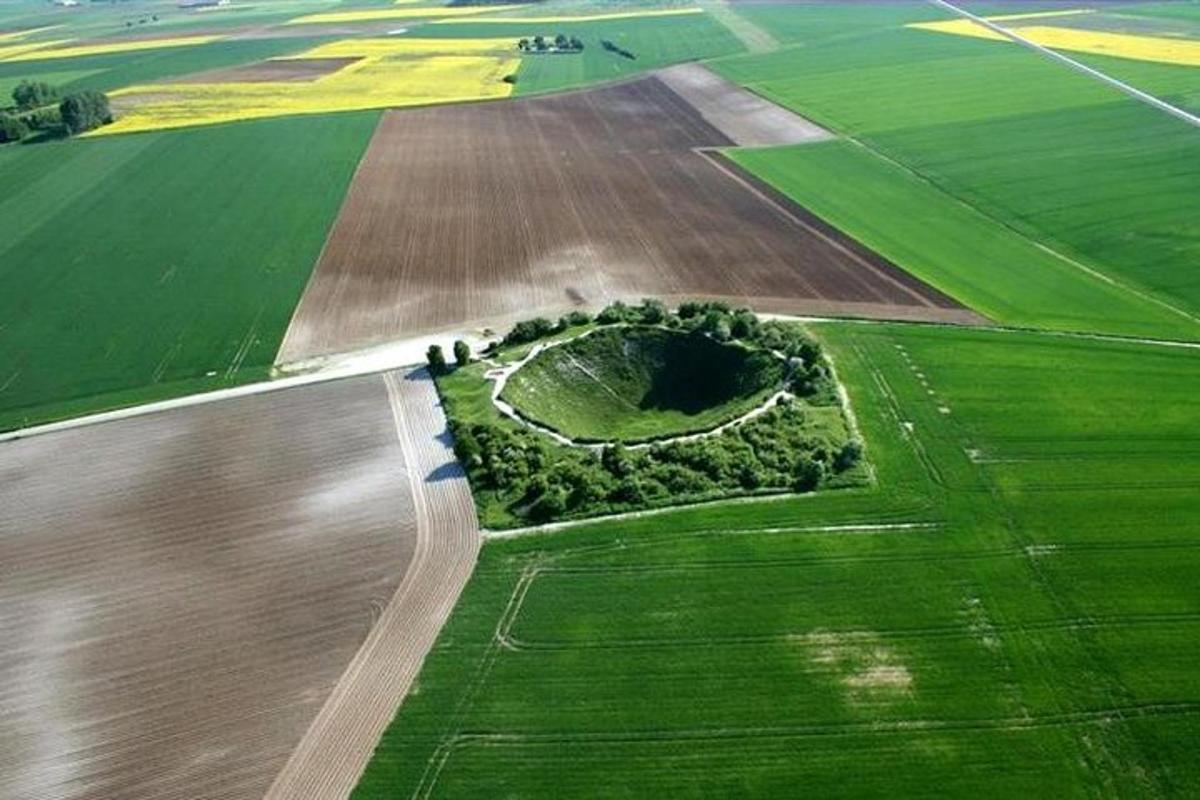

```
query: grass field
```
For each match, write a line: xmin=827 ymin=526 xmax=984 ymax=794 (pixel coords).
xmin=713 ymin=6 xmax=1200 ymax=340
xmin=499 ymin=327 xmax=785 ymax=442
xmin=354 ymin=320 xmax=1200 ymax=797
xmin=426 ymin=12 xmax=745 ymax=95
xmin=0 ymin=111 xmax=376 ymax=432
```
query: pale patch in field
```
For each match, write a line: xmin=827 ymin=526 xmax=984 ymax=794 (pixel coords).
xmin=97 ymin=38 xmax=519 ymax=135
xmin=795 ymin=631 xmax=915 ymax=702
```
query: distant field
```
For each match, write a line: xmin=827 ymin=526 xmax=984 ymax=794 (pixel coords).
xmin=354 ymin=321 xmax=1200 ymax=798
xmin=0 ymin=35 xmax=331 ymax=94
xmin=714 ymin=9 xmax=1200 ymax=339
xmin=425 ymin=12 xmax=745 ymax=94
xmin=0 ymin=111 xmax=376 ymax=432
xmin=729 ymin=141 xmax=1197 ymax=338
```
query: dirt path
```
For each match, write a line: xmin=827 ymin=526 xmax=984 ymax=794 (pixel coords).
xmin=698 ymin=0 xmax=778 ymax=53
xmin=263 ymin=368 xmax=480 ymax=800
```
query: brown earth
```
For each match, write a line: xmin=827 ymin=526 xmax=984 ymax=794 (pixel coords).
xmin=0 ymin=375 xmax=420 ymax=800
xmin=278 ymin=76 xmax=981 ymax=363
xmin=171 ymin=56 xmax=359 ymax=83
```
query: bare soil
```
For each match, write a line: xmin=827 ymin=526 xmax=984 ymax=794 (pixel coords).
xmin=0 ymin=375 xmax=417 ymax=800
xmin=172 ymin=57 xmax=359 ymax=83
xmin=279 ymin=77 xmax=979 ymax=363
xmin=655 ymin=62 xmax=832 ymax=145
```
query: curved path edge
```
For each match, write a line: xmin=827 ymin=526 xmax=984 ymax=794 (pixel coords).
xmin=264 ymin=367 xmax=480 ymax=800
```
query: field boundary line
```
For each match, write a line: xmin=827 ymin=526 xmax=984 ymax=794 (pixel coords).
xmin=264 ymin=368 xmax=480 ymax=800
xmin=929 ymin=0 xmax=1200 ymax=131
xmin=484 ymin=518 xmax=938 ymax=541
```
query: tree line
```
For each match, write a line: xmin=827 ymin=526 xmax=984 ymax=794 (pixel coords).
xmin=518 ymin=34 xmax=584 ymax=53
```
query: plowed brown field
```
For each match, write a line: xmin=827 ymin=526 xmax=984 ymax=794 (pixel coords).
xmin=278 ymin=76 xmax=978 ymax=363
xmin=0 ymin=376 xmax=418 ymax=800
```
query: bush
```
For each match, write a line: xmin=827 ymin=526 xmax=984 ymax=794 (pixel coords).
xmin=504 ymin=316 xmax=557 ymax=346
xmin=23 ymin=106 xmax=61 ymax=131
xmin=453 ymin=340 xmax=471 ymax=367
xmin=637 ymin=298 xmax=667 ymax=324
xmin=0 ymin=113 xmax=29 ymax=143
xmin=426 ymin=344 xmax=446 ymax=372
xmin=793 ymin=454 xmax=825 ymax=492
xmin=59 ymin=90 xmax=112 ymax=135
xmin=834 ymin=439 xmax=863 ymax=472
xmin=12 ymin=80 xmax=57 ymax=112
xmin=596 ymin=301 xmax=631 ymax=325
xmin=561 ymin=310 xmax=591 ymax=327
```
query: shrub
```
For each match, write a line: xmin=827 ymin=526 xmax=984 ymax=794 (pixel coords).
xmin=453 ymin=340 xmax=471 ymax=367
xmin=561 ymin=310 xmax=591 ymax=327
xmin=596 ymin=301 xmax=631 ymax=324
xmin=793 ymin=454 xmax=825 ymax=492
xmin=426 ymin=344 xmax=446 ymax=372
xmin=834 ymin=439 xmax=863 ymax=472
xmin=0 ymin=113 xmax=29 ymax=144
xmin=637 ymin=298 xmax=667 ymax=324
xmin=12 ymin=80 xmax=57 ymax=112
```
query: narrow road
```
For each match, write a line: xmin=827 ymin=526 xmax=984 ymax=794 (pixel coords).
xmin=264 ymin=368 xmax=480 ymax=800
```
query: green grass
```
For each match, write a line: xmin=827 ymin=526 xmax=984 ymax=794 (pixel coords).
xmin=727 ymin=142 xmax=1195 ymax=338
xmin=499 ymin=326 xmax=784 ymax=443
xmin=424 ymin=13 xmax=745 ymax=95
xmin=355 ymin=320 xmax=1200 ymax=797
xmin=0 ymin=110 xmax=377 ymax=432
xmin=711 ymin=10 xmax=1200 ymax=340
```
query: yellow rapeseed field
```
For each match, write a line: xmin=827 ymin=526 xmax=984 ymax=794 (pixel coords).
xmin=909 ymin=15 xmax=1200 ymax=67
xmin=0 ymin=39 xmax=72 ymax=61
xmin=286 ymin=5 xmax=524 ymax=25
xmin=0 ymin=34 xmax=220 ymax=63
xmin=0 ymin=25 xmax=61 ymax=43
xmin=439 ymin=8 xmax=704 ymax=24
xmin=95 ymin=38 xmax=520 ymax=136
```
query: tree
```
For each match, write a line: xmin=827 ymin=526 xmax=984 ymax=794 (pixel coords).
xmin=517 ymin=38 xmax=529 ymax=51
xmin=834 ymin=439 xmax=863 ymax=473
xmin=12 ymin=80 xmax=58 ymax=112
xmin=554 ymin=33 xmax=568 ymax=50
xmin=426 ymin=343 xmax=446 ymax=372
xmin=59 ymin=90 xmax=112 ymax=135
xmin=0 ymin=113 xmax=29 ymax=144
xmin=453 ymin=339 xmax=471 ymax=367
xmin=569 ymin=36 xmax=584 ymax=51
xmin=533 ymin=35 xmax=547 ymax=51
xmin=793 ymin=454 xmax=825 ymax=492
xmin=637 ymin=298 xmax=667 ymax=324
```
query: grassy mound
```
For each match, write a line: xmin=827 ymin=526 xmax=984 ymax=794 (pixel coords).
xmin=500 ymin=326 xmax=785 ymax=443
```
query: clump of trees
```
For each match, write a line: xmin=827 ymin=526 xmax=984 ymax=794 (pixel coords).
xmin=451 ymin=396 xmax=864 ymax=524
xmin=442 ymin=301 xmax=862 ymax=524
xmin=60 ymin=90 xmax=112 ymax=135
xmin=13 ymin=80 xmax=58 ymax=112
xmin=518 ymin=34 xmax=584 ymax=53
xmin=1 ymin=81 xmax=113 ymax=144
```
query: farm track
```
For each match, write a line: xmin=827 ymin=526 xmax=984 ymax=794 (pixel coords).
xmin=278 ymin=75 xmax=976 ymax=363
xmin=265 ymin=368 xmax=480 ymax=800
xmin=0 ymin=376 xmax=418 ymax=800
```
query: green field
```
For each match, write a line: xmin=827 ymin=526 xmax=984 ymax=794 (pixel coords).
xmin=0 ymin=111 xmax=376 ymax=432
xmin=500 ymin=327 xmax=784 ymax=443
xmin=426 ymin=12 xmax=746 ymax=95
xmin=0 ymin=35 xmax=331 ymax=95
xmin=713 ymin=6 xmax=1200 ymax=340
xmin=355 ymin=321 xmax=1200 ymax=797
